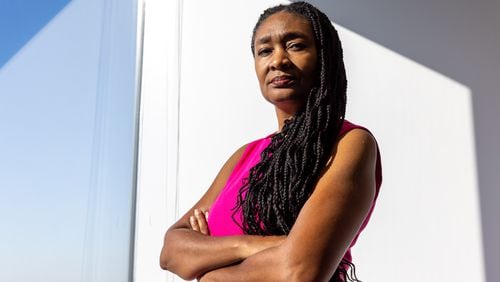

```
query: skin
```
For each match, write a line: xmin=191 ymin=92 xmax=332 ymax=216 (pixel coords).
xmin=253 ymin=11 xmax=317 ymax=128
xmin=160 ymin=11 xmax=377 ymax=281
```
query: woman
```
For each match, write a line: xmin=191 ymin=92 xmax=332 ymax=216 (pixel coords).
xmin=160 ymin=2 xmax=382 ymax=281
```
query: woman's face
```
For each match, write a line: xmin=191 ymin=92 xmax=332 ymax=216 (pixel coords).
xmin=253 ymin=12 xmax=317 ymax=114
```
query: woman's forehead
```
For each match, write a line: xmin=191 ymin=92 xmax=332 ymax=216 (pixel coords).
xmin=254 ymin=12 xmax=313 ymax=42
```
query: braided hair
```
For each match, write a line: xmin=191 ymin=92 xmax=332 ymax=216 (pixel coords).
xmin=234 ymin=2 xmax=359 ymax=281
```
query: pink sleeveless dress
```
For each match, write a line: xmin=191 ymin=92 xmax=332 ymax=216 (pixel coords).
xmin=207 ymin=120 xmax=383 ymax=264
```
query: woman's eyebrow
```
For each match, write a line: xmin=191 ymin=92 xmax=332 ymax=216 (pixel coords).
xmin=257 ymin=35 xmax=272 ymax=45
xmin=256 ymin=31 xmax=309 ymax=45
xmin=282 ymin=31 xmax=309 ymax=42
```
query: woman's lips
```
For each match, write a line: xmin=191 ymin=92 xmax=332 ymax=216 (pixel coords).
xmin=270 ymin=75 xmax=296 ymax=87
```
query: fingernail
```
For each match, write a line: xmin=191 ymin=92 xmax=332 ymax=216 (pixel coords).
xmin=205 ymin=211 xmax=209 ymax=220
xmin=194 ymin=209 xmax=199 ymax=217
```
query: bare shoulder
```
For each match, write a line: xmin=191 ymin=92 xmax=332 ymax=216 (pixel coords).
xmin=313 ymin=128 xmax=378 ymax=201
xmin=326 ymin=128 xmax=377 ymax=177
xmin=338 ymin=127 xmax=377 ymax=148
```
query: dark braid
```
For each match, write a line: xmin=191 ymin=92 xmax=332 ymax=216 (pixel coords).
xmin=235 ymin=2 xmax=358 ymax=282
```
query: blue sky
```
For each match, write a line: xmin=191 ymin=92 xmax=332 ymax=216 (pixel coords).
xmin=0 ymin=1 xmax=138 ymax=281
xmin=0 ymin=0 xmax=71 ymax=68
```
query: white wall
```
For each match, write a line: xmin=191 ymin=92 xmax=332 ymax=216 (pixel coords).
xmin=306 ymin=1 xmax=500 ymax=280
xmin=135 ymin=1 xmax=484 ymax=281
xmin=341 ymin=28 xmax=483 ymax=281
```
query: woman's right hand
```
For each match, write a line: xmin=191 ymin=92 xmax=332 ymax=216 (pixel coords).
xmin=189 ymin=209 xmax=210 ymax=235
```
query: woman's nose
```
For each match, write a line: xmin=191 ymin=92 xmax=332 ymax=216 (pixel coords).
xmin=270 ymin=48 xmax=291 ymax=70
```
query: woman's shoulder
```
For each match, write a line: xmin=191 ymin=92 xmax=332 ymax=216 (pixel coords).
xmin=334 ymin=119 xmax=382 ymax=194
xmin=220 ymin=133 xmax=273 ymax=177
xmin=336 ymin=127 xmax=376 ymax=164
xmin=339 ymin=120 xmax=378 ymax=154
xmin=318 ymin=120 xmax=378 ymax=186
xmin=240 ymin=133 xmax=274 ymax=156
xmin=339 ymin=119 xmax=375 ymax=139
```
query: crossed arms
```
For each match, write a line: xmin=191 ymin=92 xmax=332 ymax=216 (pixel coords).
xmin=160 ymin=129 xmax=377 ymax=281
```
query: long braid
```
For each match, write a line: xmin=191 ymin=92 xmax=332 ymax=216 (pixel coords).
xmin=235 ymin=2 xmax=358 ymax=281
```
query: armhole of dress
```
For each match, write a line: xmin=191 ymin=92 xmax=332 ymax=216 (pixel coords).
xmin=224 ymin=135 xmax=270 ymax=186
xmin=339 ymin=119 xmax=360 ymax=137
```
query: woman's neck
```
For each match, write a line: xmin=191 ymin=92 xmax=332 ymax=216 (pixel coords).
xmin=275 ymin=106 xmax=299 ymax=132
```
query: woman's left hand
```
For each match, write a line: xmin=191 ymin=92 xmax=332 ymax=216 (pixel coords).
xmin=189 ymin=209 xmax=210 ymax=235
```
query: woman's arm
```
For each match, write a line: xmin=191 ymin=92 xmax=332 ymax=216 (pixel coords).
xmin=159 ymin=144 xmax=285 ymax=280
xmin=200 ymin=129 xmax=378 ymax=282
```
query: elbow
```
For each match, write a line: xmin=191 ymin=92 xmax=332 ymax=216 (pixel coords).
xmin=159 ymin=232 xmax=173 ymax=271
xmin=159 ymin=245 xmax=174 ymax=273
xmin=158 ymin=249 xmax=170 ymax=271
xmin=159 ymin=232 xmax=199 ymax=280
xmin=159 ymin=251 xmax=199 ymax=280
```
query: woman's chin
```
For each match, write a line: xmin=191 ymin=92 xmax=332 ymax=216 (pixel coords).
xmin=269 ymin=99 xmax=306 ymax=115
xmin=265 ymin=88 xmax=306 ymax=103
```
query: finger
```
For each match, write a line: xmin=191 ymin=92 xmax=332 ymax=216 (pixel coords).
xmin=189 ymin=215 xmax=200 ymax=232
xmin=195 ymin=209 xmax=209 ymax=235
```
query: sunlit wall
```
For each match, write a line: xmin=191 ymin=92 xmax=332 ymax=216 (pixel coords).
xmin=136 ymin=0 xmax=483 ymax=281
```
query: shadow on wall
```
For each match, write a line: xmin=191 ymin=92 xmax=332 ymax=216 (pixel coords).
xmin=293 ymin=0 xmax=500 ymax=281
xmin=0 ymin=0 xmax=72 ymax=68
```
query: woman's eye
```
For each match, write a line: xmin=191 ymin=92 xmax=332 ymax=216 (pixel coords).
xmin=257 ymin=48 xmax=272 ymax=56
xmin=287 ymin=42 xmax=305 ymax=50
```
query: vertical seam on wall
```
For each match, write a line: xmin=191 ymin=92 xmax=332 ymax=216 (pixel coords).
xmin=130 ymin=0 xmax=146 ymax=281
xmin=174 ymin=0 xmax=183 ymax=222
